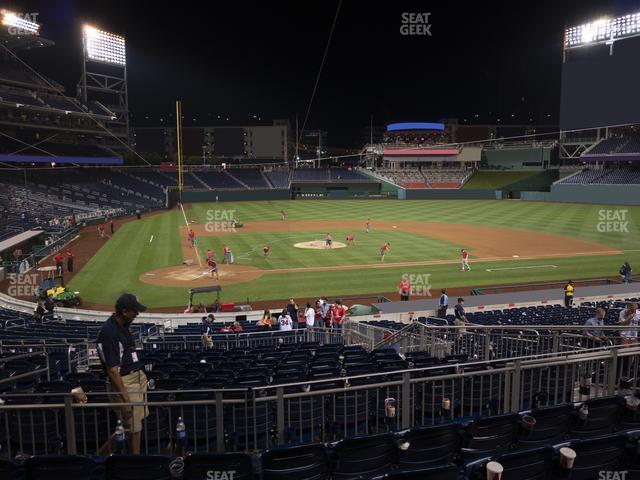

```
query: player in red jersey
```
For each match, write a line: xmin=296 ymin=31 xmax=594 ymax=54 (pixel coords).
xmin=461 ymin=249 xmax=471 ymax=271
xmin=263 ymin=244 xmax=270 ymax=257
xmin=380 ymin=242 xmax=390 ymax=262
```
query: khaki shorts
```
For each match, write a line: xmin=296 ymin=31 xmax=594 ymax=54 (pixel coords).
xmin=202 ymin=333 xmax=213 ymax=347
xmin=109 ymin=370 xmax=149 ymax=433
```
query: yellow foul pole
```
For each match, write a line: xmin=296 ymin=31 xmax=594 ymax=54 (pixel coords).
xmin=175 ymin=100 xmax=183 ymax=192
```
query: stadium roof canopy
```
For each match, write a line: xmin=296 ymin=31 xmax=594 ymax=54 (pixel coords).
xmin=386 ymin=122 xmax=445 ymax=131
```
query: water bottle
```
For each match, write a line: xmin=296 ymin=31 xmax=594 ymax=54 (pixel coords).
xmin=176 ymin=417 xmax=187 ymax=449
xmin=115 ymin=419 xmax=126 ymax=453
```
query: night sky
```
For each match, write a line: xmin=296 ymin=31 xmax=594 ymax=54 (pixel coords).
xmin=5 ymin=0 xmax=639 ymax=146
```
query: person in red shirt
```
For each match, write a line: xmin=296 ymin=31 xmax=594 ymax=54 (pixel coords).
xmin=206 ymin=249 xmax=215 ymax=260
xmin=331 ymin=300 xmax=346 ymax=329
xmin=53 ymin=252 xmax=64 ymax=275
xmin=109 ymin=219 xmax=115 ymax=235
xmin=232 ymin=321 xmax=243 ymax=332
xmin=346 ymin=234 xmax=354 ymax=246
xmin=187 ymin=229 xmax=195 ymax=247
xmin=461 ymin=249 xmax=471 ymax=271
xmin=380 ymin=242 xmax=390 ymax=262
xmin=365 ymin=219 xmax=371 ymax=233
xmin=263 ymin=244 xmax=270 ymax=257
xmin=97 ymin=224 xmax=105 ymax=239
xmin=399 ymin=276 xmax=411 ymax=301
xmin=223 ymin=245 xmax=231 ymax=264
xmin=66 ymin=250 xmax=75 ymax=273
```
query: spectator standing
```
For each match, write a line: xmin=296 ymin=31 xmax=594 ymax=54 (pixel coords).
xmin=135 ymin=209 xmax=141 ymax=220
xmin=314 ymin=300 xmax=324 ymax=328
xmin=278 ymin=309 xmax=293 ymax=331
xmin=438 ymin=289 xmax=449 ymax=318
xmin=66 ymin=249 xmax=75 ymax=273
xmin=583 ymin=307 xmax=606 ymax=342
xmin=332 ymin=300 xmax=346 ymax=329
xmin=454 ymin=297 xmax=468 ymax=337
xmin=619 ymin=302 xmax=640 ymax=347
xmin=399 ymin=277 xmax=411 ymax=301
xmin=110 ymin=219 xmax=115 ymax=235
xmin=201 ymin=315 xmax=214 ymax=348
xmin=564 ymin=280 xmax=574 ymax=308
xmin=53 ymin=252 xmax=64 ymax=276
xmin=286 ymin=298 xmax=299 ymax=327
xmin=96 ymin=293 xmax=149 ymax=454
xmin=304 ymin=302 xmax=315 ymax=329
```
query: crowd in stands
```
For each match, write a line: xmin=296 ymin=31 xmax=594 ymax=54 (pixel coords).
xmin=293 ymin=168 xmax=371 ymax=183
xmin=559 ymin=168 xmax=640 ymax=185
xmin=374 ymin=168 xmax=471 ymax=188
xmin=382 ymin=131 xmax=449 ymax=145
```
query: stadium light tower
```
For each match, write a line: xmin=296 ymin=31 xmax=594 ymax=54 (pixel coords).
xmin=1 ymin=9 xmax=40 ymax=35
xmin=78 ymin=24 xmax=130 ymax=141
xmin=563 ymin=11 xmax=640 ymax=58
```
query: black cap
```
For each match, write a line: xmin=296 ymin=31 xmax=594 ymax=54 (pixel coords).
xmin=115 ymin=293 xmax=147 ymax=313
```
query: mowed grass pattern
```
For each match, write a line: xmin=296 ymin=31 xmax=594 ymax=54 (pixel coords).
xmin=198 ymin=230 xmax=461 ymax=270
xmin=69 ymin=200 xmax=640 ymax=307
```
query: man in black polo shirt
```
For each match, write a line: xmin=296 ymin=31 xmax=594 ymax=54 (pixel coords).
xmin=97 ymin=293 xmax=149 ymax=454
xmin=454 ymin=297 xmax=468 ymax=338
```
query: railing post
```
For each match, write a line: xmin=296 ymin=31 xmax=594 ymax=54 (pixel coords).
xmin=503 ymin=363 xmax=512 ymax=414
xmin=608 ymin=348 xmax=619 ymax=396
xmin=276 ymin=386 xmax=285 ymax=442
xmin=215 ymin=391 xmax=225 ymax=452
xmin=484 ymin=329 xmax=492 ymax=361
xmin=510 ymin=360 xmax=521 ymax=413
xmin=401 ymin=372 xmax=411 ymax=429
xmin=64 ymin=394 xmax=77 ymax=454
xmin=552 ymin=331 xmax=560 ymax=354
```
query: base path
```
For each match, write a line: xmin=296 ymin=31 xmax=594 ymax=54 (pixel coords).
xmin=138 ymin=220 xmax=621 ymax=288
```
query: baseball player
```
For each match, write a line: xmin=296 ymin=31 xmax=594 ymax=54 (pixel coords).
xmin=223 ymin=245 xmax=232 ymax=264
xmin=98 ymin=223 xmax=105 ymax=239
xmin=380 ymin=242 xmax=390 ymax=262
xmin=461 ymin=249 xmax=471 ymax=271
xmin=206 ymin=249 xmax=216 ymax=260
xmin=263 ymin=244 xmax=270 ymax=257
xmin=346 ymin=234 xmax=355 ymax=246
xmin=325 ymin=233 xmax=333 ymax=249
xmin=365 ymin=219 xmax=371 ymax=233
xmin=207 ymin=257 xmax=219 ymax=280
xmin=188 ymin=229 xmax=195 ymax=248
xmin=280 ymin=209 xmax=287 ymax=221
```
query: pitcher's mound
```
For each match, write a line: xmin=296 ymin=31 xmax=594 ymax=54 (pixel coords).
xmin=294 ymin=240 xmax=347 ymax=250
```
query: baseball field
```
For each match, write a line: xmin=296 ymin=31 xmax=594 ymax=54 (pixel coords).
xmin=67 ymin=200 xmax=640 ymax=309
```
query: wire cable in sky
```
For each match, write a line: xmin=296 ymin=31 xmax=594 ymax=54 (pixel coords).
xmin=297 ymin=0 xmax=342 ymax=148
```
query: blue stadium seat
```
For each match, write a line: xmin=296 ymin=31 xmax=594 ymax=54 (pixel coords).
xmin=105 ymin=454 xmax=172 ymax=480
xmin=182 ymin=453 xmax=253 ymax=480
xmin=262 ymin=443 xmax=329 ymax=480
xmin=24 ymin=455 xmax=97 ymax=480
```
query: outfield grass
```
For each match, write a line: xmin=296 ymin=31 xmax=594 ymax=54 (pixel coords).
xmin=68 ymin=200 xmax=640 ymax=308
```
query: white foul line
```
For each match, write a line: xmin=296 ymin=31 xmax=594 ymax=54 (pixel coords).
xmin=149 ymin=235 xmax=154 ymax=243
xmin=485 ymin=264 xmax=558 ymax=272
